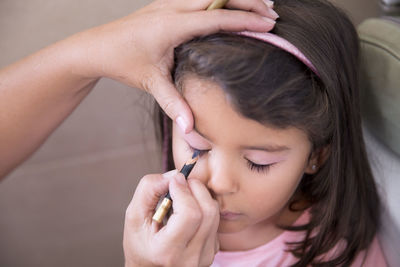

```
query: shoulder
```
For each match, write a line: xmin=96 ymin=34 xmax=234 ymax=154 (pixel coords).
xmin=351 ymin=235 xmax=387 ymax=267
xmin=319 ymin=235 xmax=387 ymax=266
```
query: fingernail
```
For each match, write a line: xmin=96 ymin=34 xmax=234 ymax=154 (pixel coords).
xmin=163 ymin=169 xmax=178 ymax=178
xmin=175 ymin=174 xmax=187 ymax=186
xmin=176 ymin=116 xmax=189 ymax=134
xmin=262 ymin=17 xmax=277 ymax=25
xmin=263 ymin=0 xmax=274 ymax=8
xmin=268 ymin=8 xmax=279 ymax=19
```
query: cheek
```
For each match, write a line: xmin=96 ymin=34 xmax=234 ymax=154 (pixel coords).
xmin=242 ymin=158 xmax=306 ymax=214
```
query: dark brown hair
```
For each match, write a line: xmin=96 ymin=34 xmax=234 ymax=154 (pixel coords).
xmin=155 ymin=0 xmax=381 ymax=265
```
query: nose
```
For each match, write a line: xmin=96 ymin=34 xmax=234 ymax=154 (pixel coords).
xmin=204 ymin=151 xmax=239 ymax=196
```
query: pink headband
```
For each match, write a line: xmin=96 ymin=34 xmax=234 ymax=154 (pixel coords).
xmin=162 ymin=32 xmax=318 ymax=171
xmin=237 ymin=31 xmax=319 ymax=76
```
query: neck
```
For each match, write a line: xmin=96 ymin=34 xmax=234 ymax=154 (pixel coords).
xmin=218 ymin=204 xmax=306 ymax=251
xmin=218 ymin=221 xmax=283 ymax=251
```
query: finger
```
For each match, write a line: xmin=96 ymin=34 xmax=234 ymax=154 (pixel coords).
xmin=149 ymin=72 xmax=194 ymax=134
xmin=215 ymin=238 xmax=220 ymax=254
xmin=177 ymin=9 xmax=276 ymax=44
xmin=126 ymin=170 xmax=177 ymax=226
xmin=186 ymin=179 xmax=220 ymax=253
xmin=226 ymin=0 xmax=277 ymax=18
xmin=199 ymin=232 xmax=219 ymax=267
xmin=175 ymin=0 xmax=274 ymax=15
xmin=170 ymin=0 xmax=227 ymax=11
xmin=160 ymin=174 xmax=203 ymax=246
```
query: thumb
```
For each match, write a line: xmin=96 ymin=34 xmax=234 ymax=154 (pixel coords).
xmin=160 ymin=174 xmax=201 ymax=245
xmin=126 ymin=171 xmax=177 ymax=226
xmin=149 ymin=73 xmax=194 ymax=134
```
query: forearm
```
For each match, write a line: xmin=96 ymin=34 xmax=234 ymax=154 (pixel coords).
xmin=0 ymin=34 xmax=99 ymax=179
xmin=0 ymin=0 xmax=276 ymax=179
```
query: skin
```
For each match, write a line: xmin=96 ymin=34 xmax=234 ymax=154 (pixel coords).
xmin=0 ymin=0 xmax=280 ymax=265
xmin=172 ymin=77 xmax=319 ymax=251
xmin=124 ymin=171 xmax=221 ymax=266
xmin=0 ymin=0 xmax=277 ymax=179
xmin=1 ymin=0 xmax=280 ymax=265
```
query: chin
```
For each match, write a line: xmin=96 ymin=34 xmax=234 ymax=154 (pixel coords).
xmin=217 ymin=220 xmax=247 ymax=233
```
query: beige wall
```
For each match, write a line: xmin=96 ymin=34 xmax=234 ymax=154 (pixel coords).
xmin=0 ymin=0 xmax=380 ymax=266
xmin=0 ymin=1 xmax=159 ymax=266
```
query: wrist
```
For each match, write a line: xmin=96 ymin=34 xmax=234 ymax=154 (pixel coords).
xmin=125 ymin=257 xmax=157 ymax=267
xmin=65 ymin=17 xmax=144 ymax=89
xmin=58 ymin=28 xmax=107 ymax=83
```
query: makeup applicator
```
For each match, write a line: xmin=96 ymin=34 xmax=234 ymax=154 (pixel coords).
xmin=152 ymin=150 xmax=201 ymax=223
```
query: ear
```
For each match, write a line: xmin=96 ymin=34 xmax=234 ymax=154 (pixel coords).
xmin=305 ymin=145 xmax=330 ymax=174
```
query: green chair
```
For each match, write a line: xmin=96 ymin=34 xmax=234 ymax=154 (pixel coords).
xmin=358 ymin=8 xmax=400 ymax=266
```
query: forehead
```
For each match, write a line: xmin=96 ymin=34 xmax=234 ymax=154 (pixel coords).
xmin=181 ymin=77 xmax=311 ymax=149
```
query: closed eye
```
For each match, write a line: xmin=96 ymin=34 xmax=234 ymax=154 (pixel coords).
xmin=246 ymin=160 xmax=272 ymax=173
xmin=188 ymin=144 xmax=273 ymax=174
xmin=188 ymin=145 xmax=209 ymax=157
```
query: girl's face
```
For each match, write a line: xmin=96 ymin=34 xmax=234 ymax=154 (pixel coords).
xmin=172 ymin=77 xmax=317 ymax=235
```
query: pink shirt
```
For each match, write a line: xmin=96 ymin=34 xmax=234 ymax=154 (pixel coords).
xmin=212 ymin=211 xmax=387 ymax=267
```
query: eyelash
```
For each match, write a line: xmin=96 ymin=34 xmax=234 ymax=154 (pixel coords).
xmin=187 ymin=146 xmax=272 ymax=174
xmin=188 ymin=147 xmax=208 ymax=157
xmin=246 ymin=161 xmax=272 ymax=173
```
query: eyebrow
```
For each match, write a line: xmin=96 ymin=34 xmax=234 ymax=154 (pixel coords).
xmin=241 ymin=145 xmax=290 ymax=153
xmin=194 ymin=127 xmax=289 ymax=153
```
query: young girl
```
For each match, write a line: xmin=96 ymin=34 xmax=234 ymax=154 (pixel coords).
xmin=155 ymin=0 xmax=387 ymax=265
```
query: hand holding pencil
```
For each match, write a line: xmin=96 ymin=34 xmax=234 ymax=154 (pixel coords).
xmin=152 ymin=150 xmax=201 ymax=223
xmin=124 ymin=169 xmax=220 ymax=267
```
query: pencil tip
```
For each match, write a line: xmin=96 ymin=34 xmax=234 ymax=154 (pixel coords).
xmin=192 ymin=149 xmax=200 ymax=158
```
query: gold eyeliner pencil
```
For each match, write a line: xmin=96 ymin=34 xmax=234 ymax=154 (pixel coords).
xmin=152 ymin=150 xmax=201 ymax=223
xmin=206 ymin=0 xmax=229 ymax=10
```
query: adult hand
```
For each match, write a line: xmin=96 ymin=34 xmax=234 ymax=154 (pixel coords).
xmin=80 ymin=0 xmax=278 ymax=133
xmin=123 ymin=170 xmax=220 ymax=267
xmin=0 ymin=0 xmax=277 ymax=178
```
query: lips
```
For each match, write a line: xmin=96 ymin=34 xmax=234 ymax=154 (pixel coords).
xmin=220 ymin=211 xmax=242 ymax=220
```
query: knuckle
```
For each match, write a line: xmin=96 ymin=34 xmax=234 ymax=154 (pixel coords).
xmin=179 ymin=205 xmax=202 ymax=228
xmin=212 ymin=200 xmax=220 ymax=213
xmin=124 ymin=205 xmax=135 ymax=221
xmin=138 ymin=174 xmax=157 ymax=188
xmin=212 ymin=9 xmax=225 ymax=17
xmin=177 ymin=197 xmax=203 ymax=225
xmin=160 ymin=97 xmax=177 ymax=116
xmin=187 ymin=257 xmax=201 ymax=267
xmin=202 ymin=201 xmax=219 ymax=219
xmin=207 ymin=9 xmax=225 ymax=31
xmin=157 ymin=253 xmax=179 ymax=267
xmin=139 ymin=72 xmax=154 ymax=93
xmin=187 ymin=208 xmax=203 ymax=224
